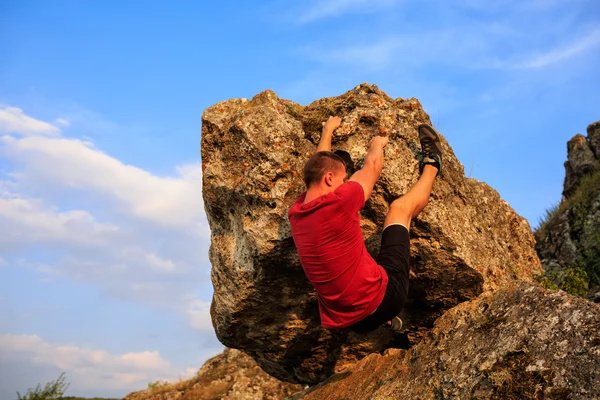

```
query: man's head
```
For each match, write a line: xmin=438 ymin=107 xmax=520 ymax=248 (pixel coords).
xmin=303 ymin=151 xmax=347 ymax=192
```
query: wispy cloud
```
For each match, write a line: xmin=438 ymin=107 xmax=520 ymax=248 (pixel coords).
xmin=295 ymin=0 xmax=398 ymax=23
xmin=54 ymin=117 xmax=70 ymax=126
xmin=292 ymin=0 xmax=599 ymax=75
xmin=299 ymin=22 xmax=600 ymax=72
xmin=509 ymin=28 xmax=600 ymax=69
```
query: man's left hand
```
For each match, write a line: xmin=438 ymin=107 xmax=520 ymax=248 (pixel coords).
xmin=322 ymin=116 xmax=342 ymax=133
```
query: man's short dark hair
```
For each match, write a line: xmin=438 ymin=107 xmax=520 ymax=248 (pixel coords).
xmin=303 ymin=151 xmax=346 ymax=188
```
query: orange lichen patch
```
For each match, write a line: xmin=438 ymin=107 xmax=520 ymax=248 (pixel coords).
xmin=372 ymin=98 xmax=387 ymax=109
xmin=379 ymin=127 xmax=388 ymax=135
xmin=242 ymin=162 xmax=250 ymax=170
xmin=281 ymin=163 xmax=289 ymax=170
xmin=409 ymin=99 xmax=422 ymax=110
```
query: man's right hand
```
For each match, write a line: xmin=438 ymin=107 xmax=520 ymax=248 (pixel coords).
xmin=369 ymin=135 xmax=389 ymax=149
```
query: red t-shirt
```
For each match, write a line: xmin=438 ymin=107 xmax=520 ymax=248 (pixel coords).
xmin=287 ymin=181 xmax=388 ymax=329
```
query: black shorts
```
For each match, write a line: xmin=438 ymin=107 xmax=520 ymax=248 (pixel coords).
xmin=349 ymin=224 xmax=410 ymax=333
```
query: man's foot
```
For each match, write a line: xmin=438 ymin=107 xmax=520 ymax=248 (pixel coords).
xmin=418 ymin=124 xmax=443 ymax=176
xmin=385 ymin=316 xmax=403 ymax=333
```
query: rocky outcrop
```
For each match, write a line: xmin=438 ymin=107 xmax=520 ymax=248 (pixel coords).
xmin=201 ymin=84 xmax=542 ymax=384
xmin=563 ymin=134 xmax=597 ymax=198
xmin=124 ymin=348 xmax=303 ymax=400
xmin=294 ymin=283 xmax=600 ymax=400
xmin=536 ymin=120 xmax=600 ymax=298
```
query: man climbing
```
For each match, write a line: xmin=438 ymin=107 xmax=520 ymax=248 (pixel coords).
xmin=287 ymin=116 xmax=443 ymax=333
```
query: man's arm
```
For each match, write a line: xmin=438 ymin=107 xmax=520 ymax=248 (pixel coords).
xmin=349 ymin=136 xmax=388 ymax=202
xmin=316 ymin=116 xmax=342 ymax=153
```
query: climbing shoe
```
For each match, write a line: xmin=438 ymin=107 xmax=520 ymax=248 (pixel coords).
xmin=418 ymin=124 xmax=443 ymax=176
xmin=385 ymin=316 xmax=403 ymax=333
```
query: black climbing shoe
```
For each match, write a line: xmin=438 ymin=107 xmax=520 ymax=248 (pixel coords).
xmin=418 ymin=124 xmax=443 ymax=176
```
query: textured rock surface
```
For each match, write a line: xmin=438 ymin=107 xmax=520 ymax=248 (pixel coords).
xmin=536 ymin=120 xmax=600 ymax=297
xmin=563 ymin=133 xmax=597 ymax=198
xmin=201 ymin=84 xmax=542 ymax=384
xmin=589 ymin=120 xmax=600 ymax=158
xmin=294 ymin=283 xmax=600 ymax=400
xmin=124 ymin=348 xmax=303 ymax=400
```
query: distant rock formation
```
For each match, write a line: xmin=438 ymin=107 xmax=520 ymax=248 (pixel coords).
xmin=535 ymin=120 xmax=600 ymax=299
xmin=124 ymin=348 xmax=303 ymax=400
xmin=201 ymin=84 xmax=541 ymax=384
xmin=293 ymin=283 xmax=600 ymax=399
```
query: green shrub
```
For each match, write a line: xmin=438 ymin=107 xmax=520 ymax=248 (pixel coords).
xmin=535 ymin=273 xmax=558 ymax=291
xmin=560 ymin=267 xmax=590 ymax=297
xmin=147 ymin=380 xmax=171 ymax=393
xmin=17 ymin=373 xmax=69 ymax=400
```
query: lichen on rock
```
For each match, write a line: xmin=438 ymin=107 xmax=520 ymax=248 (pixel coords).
xmin=201 ymin=84 xmax=542 ymax=384
xmin=294 ymin=283 xmax=600 ymax=399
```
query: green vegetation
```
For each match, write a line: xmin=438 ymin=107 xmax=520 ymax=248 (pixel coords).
xmin=560 ymin=267 xmax=590 ymax=297
xmin=17 ymin=373 xmax=69 ymax=400
xmin=61 ymin=397 xmax=119 ymax=400
xmin=535 ymin=168 xmax=600 ymax=297
xmin=16 ymin=373 xmax=119 ymax=400
xmin=147 ymin=379 xmax=173 ymax=392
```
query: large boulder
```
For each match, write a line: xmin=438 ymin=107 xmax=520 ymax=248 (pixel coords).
xmin=295 ymin=283 xmax=600 ymax=399
xmin=201 ymin=84 xmax=542 ymax=384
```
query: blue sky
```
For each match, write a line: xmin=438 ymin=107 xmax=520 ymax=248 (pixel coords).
xmin=1 ymin=0 xmax=599 ymax=397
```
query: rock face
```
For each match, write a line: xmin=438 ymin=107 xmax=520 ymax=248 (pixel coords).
xmin=124 ymin=348 xmax=303 ymax=400
xmin=294 ymin=283 xmax=600 ymax=400
xmin=201 ymin=84 xmax=542 ymax=384
xmin=563 ymin=133 xmax=597 ymax=198
xmin=536 ymin=120 xmax=600 ymax=298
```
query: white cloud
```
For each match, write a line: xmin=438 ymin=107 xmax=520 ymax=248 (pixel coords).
xmin=0 ymin=107 xmax=60 ymax=136
xmin=1 ymin=134 xmax=207 ymax=233
xmin=145 ymin=253 xmax=176 ymax=273
xmin=0 ymin=105 xmax=219 ymax=398
xmin=186 ymin=299 xmax=214 ymax=333
xmin=0 ymin=107 xmax=212 ymax=311
xmin=0 ymin=333 xmax=191 ymax=391
xmin=0 ymin=193 xmax=118 ymax=247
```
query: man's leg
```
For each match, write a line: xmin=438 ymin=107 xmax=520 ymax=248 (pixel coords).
xmin=383 ymin=164 xmax=437 ymax=230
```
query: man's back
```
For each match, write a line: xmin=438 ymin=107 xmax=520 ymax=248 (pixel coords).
xmin=288 ymin=181 xmax=388 ymax=329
